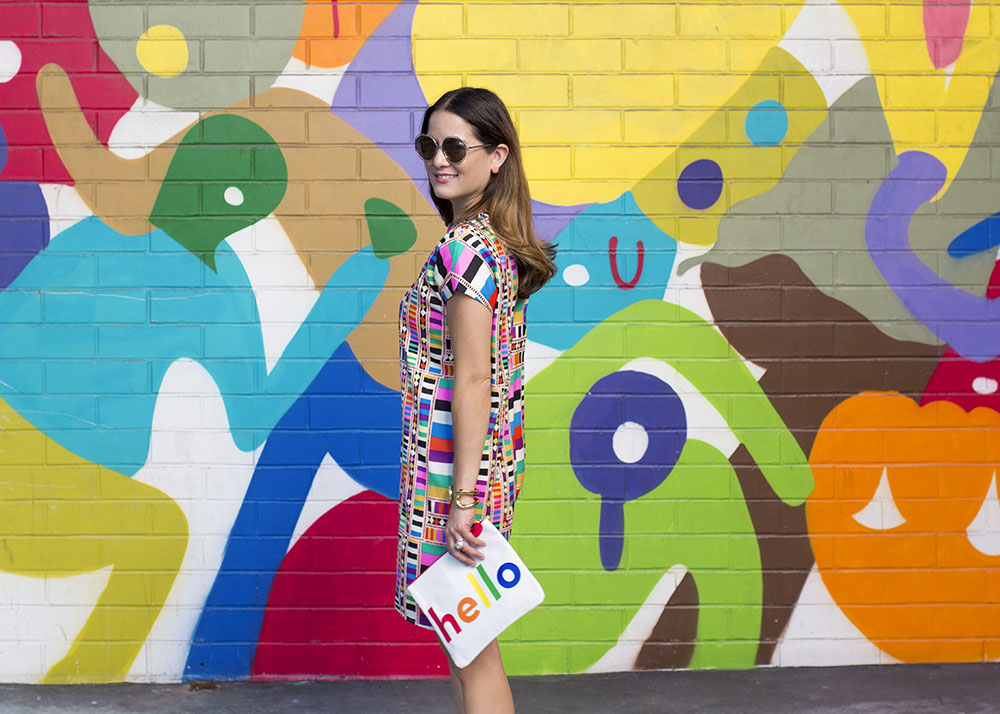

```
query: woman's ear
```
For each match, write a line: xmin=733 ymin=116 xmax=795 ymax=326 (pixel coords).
xmin=491 ymin=144 xmax=509 ymax=174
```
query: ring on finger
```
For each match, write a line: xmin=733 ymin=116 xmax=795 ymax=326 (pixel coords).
xmin=455 ymin=537 xmax=466 ymax=551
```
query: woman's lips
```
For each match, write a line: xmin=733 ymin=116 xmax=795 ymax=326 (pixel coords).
xmin=434 ymin=173 xmax=457 ymax=183
xmin=924 ymin=0 xmax=972 ymax=69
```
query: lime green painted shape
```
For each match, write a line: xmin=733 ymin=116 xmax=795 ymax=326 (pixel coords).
xmin=365 ymin=198 xmax=418 ymax=259
xmin=527 ymin=299 xmax=812 ymax=506
xmin=501 ymin=299 xmax=813 ymax=673
xmin=150 ymin=114 xmax=287 ymax=270
xmin=505 ymin=439 xmax=760 ymax=673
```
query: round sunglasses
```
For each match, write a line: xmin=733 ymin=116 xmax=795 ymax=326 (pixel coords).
xmin=414 ymin=134 xmax=492 ymax=163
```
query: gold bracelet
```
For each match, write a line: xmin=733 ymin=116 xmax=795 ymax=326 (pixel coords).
xmin=448 ymin=486 xmax=478 ymax=510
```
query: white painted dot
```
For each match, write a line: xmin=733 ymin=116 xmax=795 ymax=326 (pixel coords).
xmin=224 ymin=186 xmax=245 ymax=206
xmin=612 ymin=421 xmax=648 ymax=464
xmin=562 ymin=263 xmax=590 ymax=287
xmin=973 ymin=377 xmax=999 ymax=395
xmin=0 ymin=41 xmax=22 ymax=84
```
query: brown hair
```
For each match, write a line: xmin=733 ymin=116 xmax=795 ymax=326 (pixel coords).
xmin=420 ymin=87 xmax=557 ymax=299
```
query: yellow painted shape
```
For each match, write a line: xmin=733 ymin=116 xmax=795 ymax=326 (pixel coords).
xmin=135 ymin=24 xmax=188 ymax=78
xmin=467 ymin=572 xmax=491 ymax=608
xmin=0 ymin=401 xmax=188 ymax=682
xmin=412 ymin=0 xmax=805 ymax=205
xmin=839 ymin=0 xmax=1000 ymax=197
xmin=632 ymin=48 xmax=827 ymax=245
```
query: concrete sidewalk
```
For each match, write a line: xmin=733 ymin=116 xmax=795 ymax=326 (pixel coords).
xmin=0 ymin=663 xmax=996 ymax=713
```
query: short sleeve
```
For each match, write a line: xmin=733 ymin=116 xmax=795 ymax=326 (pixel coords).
xmin=434 ymin=238 xmax=498 ymax=311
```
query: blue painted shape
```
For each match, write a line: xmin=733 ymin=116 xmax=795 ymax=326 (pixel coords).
xmin=0 ymin=180 xmax=50 ymax=289
xmin=183 ymin=341 xmax=401 ymax=680
xmin=677 ymin=159 xmax=724 ymax=210
xmin=570 ymin=370 xmax=687 ymax=571
xmin=529 ymin=191 xmax=677 ymax=351
xmin=948 ymin=212 xmax=1000 ymax=258
xmin=745 ymin=99 xmax=788 ymax=146
xmin=0 ymin=215 xmax=388 ymax=474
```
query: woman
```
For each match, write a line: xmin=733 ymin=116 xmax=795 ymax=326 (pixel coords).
xmin=396 ymin=87 xmax=556 ymax=714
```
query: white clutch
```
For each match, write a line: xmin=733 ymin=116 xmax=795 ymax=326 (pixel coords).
xmin=407 ymin=519 xmax=545 ymax=668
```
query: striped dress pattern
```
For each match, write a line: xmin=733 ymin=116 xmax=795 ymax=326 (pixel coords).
xmin=395 ymin=211 xmax=527 ymax=628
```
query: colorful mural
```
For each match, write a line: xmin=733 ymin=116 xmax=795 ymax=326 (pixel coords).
xmin=1 ymin=0 xmax=1000 ymax=683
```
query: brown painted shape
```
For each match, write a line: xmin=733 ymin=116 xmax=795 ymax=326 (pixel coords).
xmin=635 ymin=570 xmax=698 ymax=670
xmin=38 ymin=65 xmax=441 ymax=389
xmin=701 ymin=254 xmax=945 ymax=455
xmin=728 ymin=444 xmax=813 ymax=666
xmin=36 ymin=64 xmax=172 ymax=235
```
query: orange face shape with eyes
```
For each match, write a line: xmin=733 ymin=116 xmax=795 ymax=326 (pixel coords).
xmin=807 ymin=392 xmax=1000 ymax=662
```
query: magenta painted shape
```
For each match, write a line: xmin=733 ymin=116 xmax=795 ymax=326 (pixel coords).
xmin=251 ymin=490 xmax=448 ymax=679
xmin=923 ymin=0 xmax=972 ymax=69
xmin=0 ymin=1 xmax=137 ymax=184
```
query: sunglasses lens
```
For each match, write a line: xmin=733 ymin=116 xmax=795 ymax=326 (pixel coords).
xmin=415 ymin=135 xmax=437 ymax=160
xmin=442 ymin=137 xmax=468 ymax=163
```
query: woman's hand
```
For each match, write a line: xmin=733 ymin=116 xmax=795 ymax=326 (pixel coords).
xmin=446 ymin=504 xmax=486 ymax=566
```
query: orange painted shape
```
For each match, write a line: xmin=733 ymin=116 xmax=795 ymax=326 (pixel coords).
xmin=807 ymin=392 xmax=1000 ymax=662
xmin=293 ymin=0 xmax=401 ymax=68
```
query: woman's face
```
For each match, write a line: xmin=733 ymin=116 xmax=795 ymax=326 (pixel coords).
xmin=423 ymin=110 xmax=506 ymax=220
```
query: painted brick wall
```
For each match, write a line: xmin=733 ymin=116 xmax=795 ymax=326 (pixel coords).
xmin=0 ymin=0 xmax=998 ymax=683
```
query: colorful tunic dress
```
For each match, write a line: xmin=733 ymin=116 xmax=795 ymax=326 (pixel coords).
xmin=395 ymin=211 xmax=527 ymax=628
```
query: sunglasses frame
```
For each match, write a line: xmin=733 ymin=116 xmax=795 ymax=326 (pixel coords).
xmin=414 ymin=134 xmax=492 ymax=163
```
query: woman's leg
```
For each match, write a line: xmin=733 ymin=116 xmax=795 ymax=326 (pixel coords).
xmin=442 ymin=638 xmax=514 ymax=714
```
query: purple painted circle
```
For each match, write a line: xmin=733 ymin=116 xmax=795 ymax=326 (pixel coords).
xmin=677 ymin=158 xmax=723 ymax=210
xmin=569 ymin=370 xmax=686 ymax=502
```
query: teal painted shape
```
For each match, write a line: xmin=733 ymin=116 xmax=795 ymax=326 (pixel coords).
xmin=0 ymin=215 xmax=388 ymax=475
xmin=365 ymin=198 xmax=417 ymax=258
xmin=745 ymin=100 xmax=789 ymax=146
xmin=150 ymin=115 xmax=287 ymax=271
xmin=529 ymin=191 xmax=678 ymax=350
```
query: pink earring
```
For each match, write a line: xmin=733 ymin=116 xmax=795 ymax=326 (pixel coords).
xmin=491 ymin=166 xmax=499 ymax=174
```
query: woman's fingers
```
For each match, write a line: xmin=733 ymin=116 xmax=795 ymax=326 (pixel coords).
xmin=449 ymin=524 xmax=486 ymax=564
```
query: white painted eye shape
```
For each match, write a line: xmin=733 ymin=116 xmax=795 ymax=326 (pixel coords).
xmin=612 ymin=421 xmax=648 ymax=464
xmin=224 ymin=186 xmax=245 ymax=206
xmin=851 ymin=467 xmax=906 ymax=530
xmin=967 ymin=472 xmax=1000 ymax=556
xmin=562 ymin=263 xmax=589 ymax=287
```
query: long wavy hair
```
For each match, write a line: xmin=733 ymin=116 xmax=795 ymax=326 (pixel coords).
xmin=420 ymin=87 xmax=557 ymax=299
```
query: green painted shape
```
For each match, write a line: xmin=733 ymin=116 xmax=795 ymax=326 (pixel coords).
xmin=150 ymin=114 xmax=287 ymax=271
xmin=365 ymin=198 xmax=417 ymax=259
xmin=501 ymin=299 xmax=812 ymax=674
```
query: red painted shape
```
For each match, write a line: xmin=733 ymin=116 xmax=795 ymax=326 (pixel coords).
xmin=921 ymin=348 xmax=1000 ymax=412
xmin=923 ymin=0 xmax=972 ymax=69
xmin=251 ymin=490 xmax=448 ymax=679
xmin=470 ymin=521 xmax=483 ymax=537
xmin=986 ymin=260 xmax=1000 ymax=300
xmin=608 ymin=236 xmax=644 ymax=289
xmin=0 ymin=1 xmax=137 ymax=183
xmin=921 ymin=259 xmax=1000 ymax=411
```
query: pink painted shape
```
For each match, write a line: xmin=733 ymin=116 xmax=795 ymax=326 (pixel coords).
xmin=923 ymin=0 xmax=972 ymax=69
xmin=0 ymin=1 xmax=137 ymax=183
xmin=251 ymin=490 xmax=448 ymax=679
